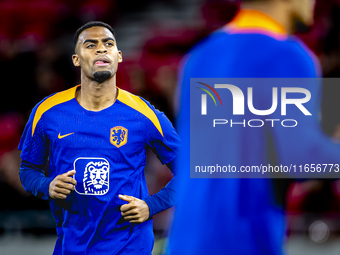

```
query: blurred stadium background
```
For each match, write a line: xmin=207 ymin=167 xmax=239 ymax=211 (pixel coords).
xmin=2 ymin=0 xmax=340 ymax=254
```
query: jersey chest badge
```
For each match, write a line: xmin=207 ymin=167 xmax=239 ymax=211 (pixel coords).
xmin=73 ymin=157 xmax=110 ymax=195
xmin=110 ymin=126 xmax=128 ymax=148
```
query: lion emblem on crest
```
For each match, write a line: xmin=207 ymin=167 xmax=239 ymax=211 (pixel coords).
xmin=110 ymin=126 xmax=128 ymax=148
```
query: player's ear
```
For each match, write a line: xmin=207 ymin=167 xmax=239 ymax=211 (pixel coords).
xmin=72 ymin=54 xmax=80 ymax=67
xmin=118 ymin=50 xmax=123 ymax=63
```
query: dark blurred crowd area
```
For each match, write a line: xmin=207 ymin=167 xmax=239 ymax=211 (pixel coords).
xmin=2 ymin=0 xmax=340 ymax=241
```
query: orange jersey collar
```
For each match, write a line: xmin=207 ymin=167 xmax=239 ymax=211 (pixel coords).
xmin=225 ymin=9 xmax=287 ymax=38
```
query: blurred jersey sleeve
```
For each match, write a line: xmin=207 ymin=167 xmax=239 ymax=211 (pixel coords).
xmin=268 ymin=42 xmax=340 ymax=169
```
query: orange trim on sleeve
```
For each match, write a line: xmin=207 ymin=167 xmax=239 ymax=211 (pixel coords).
xmin=32 ymin=85 xmax=80 ymax=136
xmin=117 ymin=88 xmax=164 ymax=137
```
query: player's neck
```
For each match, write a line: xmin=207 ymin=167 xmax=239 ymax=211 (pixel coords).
xmin=76 ymin=73 xmax=117 ymax=112
xmin=241 ymin=2 xmax=293 ymax=34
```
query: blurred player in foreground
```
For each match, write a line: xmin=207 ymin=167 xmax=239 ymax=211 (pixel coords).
xmin=169 ymin=0 xmax=340 ymax=254
xmin=18 ymin=21 xmax=180 ymax=254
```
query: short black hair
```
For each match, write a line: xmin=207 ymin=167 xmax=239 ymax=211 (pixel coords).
xmin=73 ymin=21 xmax=115 ymax=52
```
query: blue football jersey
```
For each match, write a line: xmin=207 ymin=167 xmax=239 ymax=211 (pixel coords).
xmin=169 ymin=9 xmax=340 ymax=255
xmin=19 ymin=85 xmax=180 ymax=254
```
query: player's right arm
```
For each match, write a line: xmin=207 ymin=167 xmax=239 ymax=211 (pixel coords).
xmin=268 ymin=42 xmax=340 ymax=169
xmin=20 ymin=160 xmax=77 ymax=200
xmin=48 ymin=170 xmax=76 ymax=199
xmin=18 ymin=103 xmax=76 ymax=200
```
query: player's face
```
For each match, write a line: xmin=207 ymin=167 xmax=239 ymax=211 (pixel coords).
xmin=72 ymin=26 xmax=122 ymax=81
xmin=291 ymin=0 xmax=315 ymax=26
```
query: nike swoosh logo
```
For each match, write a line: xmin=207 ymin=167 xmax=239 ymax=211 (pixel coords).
xmin=58 ymin=132 xmax=74 ymax=139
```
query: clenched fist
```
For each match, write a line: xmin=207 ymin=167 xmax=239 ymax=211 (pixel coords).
xmin=119 ymin=194 xmax=150 ymax=223
xmin=49 ymin=170 xmax=77 ymax=199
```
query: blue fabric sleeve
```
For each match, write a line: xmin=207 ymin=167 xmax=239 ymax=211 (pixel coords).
xmin=19 ymin=160 xmax=53 ymax=200
xmin=18 ymin=103 xmax=52 ymax=199
xmin=142 ymin=98 xmax=181 ymax=165
xmin=268 ymin=42 xmax=340 ymax=170
xmin=18 ymin=103 xmax=49 ymax=165
xmin=143 ymin=161 xmax=177 ymax=216
xmin=140 ymin=99 xmax=181 ymax=216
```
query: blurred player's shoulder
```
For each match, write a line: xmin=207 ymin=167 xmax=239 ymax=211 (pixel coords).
xmin=181 ymin=8 xmax=320 ymax=78
xmin=283 ymin=36 xmax=321 ymax=76
xmin=181 ymin=28 xmax=319 ymax=78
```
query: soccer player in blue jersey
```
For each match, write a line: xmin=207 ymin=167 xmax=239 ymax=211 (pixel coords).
xmin=18 ymin=21 xmax=180 ymax=254
xmin=169 ymin=0 xmax=340 ymax=255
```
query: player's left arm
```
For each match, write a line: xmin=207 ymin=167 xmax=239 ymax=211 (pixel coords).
xmin=119 ymin=161 xmax=177 ymax=223
xmin=119 ymin=194 xmax=150 ymax=223
xmin=119 ymin=101 xmax=180 ymax=223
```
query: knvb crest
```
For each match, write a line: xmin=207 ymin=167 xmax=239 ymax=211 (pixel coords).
xmin=73 ymin=157 xmax=110 ymax=195
xmin=110 ymin=126 xmax=128 ymax=148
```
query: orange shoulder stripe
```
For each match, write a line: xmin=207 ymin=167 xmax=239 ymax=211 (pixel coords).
xmin=32 ymin=85 xmax=79 ymax=136
xmin=117 ymin=88 xmax=163 ymax=136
